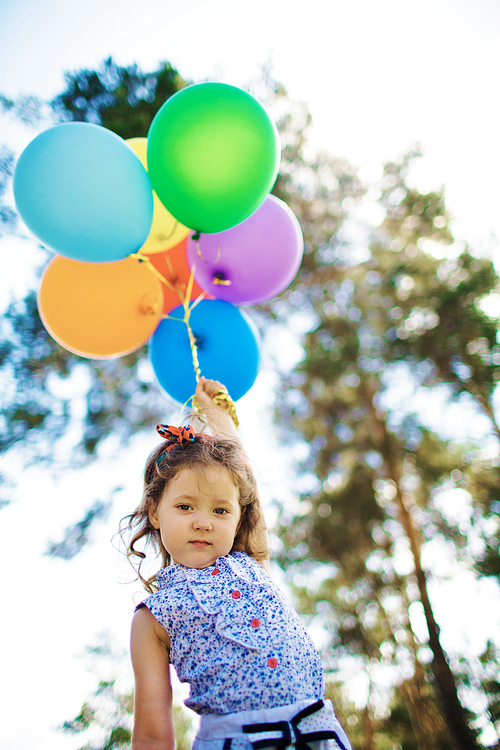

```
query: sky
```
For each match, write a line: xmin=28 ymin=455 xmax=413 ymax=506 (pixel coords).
xmin=1 ymin=0 xmax=500 ymax=246
xmin=1 ymin=0 xmax=500 ymax=748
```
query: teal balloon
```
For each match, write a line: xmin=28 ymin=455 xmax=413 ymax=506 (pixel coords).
xmin=149 ymin=300 xmax=260 ymax=404
xmin=147 ymin=82 xmax=280 ymax=234
xmin=13 ymin=123 xmax=153 ymax=262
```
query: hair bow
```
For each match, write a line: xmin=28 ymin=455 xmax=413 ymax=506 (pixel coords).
xmin=154 ymin=424 xmax=207 ymax=474
xmin=156 ymin=423 xmax=197 ymax=449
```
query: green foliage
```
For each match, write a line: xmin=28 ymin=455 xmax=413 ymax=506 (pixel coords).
xmin=458 ymin=641 xmax=500 ymax=728
xmin=62 ymin=679 xmax=133 ymax=750
xmin=46 ymin=501 xmax=109 ymax=559
xmin=62 ymin=677 xmax=196 ymax=750
xmin=380 ymin=698 xmax=418 ymax=750
xmin=476 ymin=543 xmax=500 ymax=579
xmin=0 ymin=291 xmax=163 ymax=461
xmin=0 ymin=145 xmax=17 ymax=233
xmin=325 ymin=676 xmax=454 ymax=750
xmin=52 ymin=57 xmax=186 ymax=138
xmin=271 ymin=144 xmax=500 ymax=747
xmin=172 ymin=704 xmax=198 ymax=750
xmin=0 ymin=290 xmax=71 ymax=453
xmin=0 ymin=93 xmax=44 ymax=126
xmin=63 ymin=702 xmax=96 ymax=733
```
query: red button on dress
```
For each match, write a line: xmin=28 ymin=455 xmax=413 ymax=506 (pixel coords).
xmin=267 ymin=657 xmax=278 ymax=668
xmin=251 ymin=618 xmax=261 ymax=628
xmin=211 ymin=569 xmax=220 ymax=576
xmin=231 ymin=590 xmax=241 ymax=599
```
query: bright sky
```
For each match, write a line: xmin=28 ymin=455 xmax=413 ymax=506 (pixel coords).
xmin=1 ymin=0 xmax=500 ymax=244
xmin=1 ymin=1 xmax=500 ymax=748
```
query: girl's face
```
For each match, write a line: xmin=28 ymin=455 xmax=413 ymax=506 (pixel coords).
xmin=149 ymin=465 xmax=241 ymax=569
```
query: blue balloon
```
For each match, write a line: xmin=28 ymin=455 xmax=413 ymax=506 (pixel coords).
xmin=149 ymin=300 xmax=260 ymax=404
xmin=13 ymin=122 xmax=153 ymax=262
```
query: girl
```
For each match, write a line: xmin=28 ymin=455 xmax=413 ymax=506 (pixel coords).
xmin=124 ymin=377 xmax=352 ymax=750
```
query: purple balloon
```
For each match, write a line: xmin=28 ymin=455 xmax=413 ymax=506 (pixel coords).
xmin=186 ymin=195 xmax=303 ymax=305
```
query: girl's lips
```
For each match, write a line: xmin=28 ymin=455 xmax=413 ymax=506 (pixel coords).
xmin=190 ymin=540 xmax=211 ymax=547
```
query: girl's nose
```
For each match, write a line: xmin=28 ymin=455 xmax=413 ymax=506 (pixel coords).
xmin=193 ymin=513 xmax=212 ymax=531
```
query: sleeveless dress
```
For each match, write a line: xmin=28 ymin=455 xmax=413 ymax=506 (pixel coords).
xmin=138 ymin=551 xmax=352 ymax=750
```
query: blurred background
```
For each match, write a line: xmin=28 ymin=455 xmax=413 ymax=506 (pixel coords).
xmin=1 ymin=1 xmax=500 ymax=749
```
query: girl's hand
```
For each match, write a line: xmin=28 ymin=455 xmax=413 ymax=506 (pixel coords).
xmin=194 ymin=376 xmax=227 ymax=409
xmin=194 ymin=376 xmax=239 ymax=438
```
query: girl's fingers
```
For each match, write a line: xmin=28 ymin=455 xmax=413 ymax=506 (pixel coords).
xmin=204 ymin=379 xmax=225 ymax=397
xmin=195 ymin=378 xmax=224 ymax=406
xmin=195 ymin=377 xmax=228 ymax=407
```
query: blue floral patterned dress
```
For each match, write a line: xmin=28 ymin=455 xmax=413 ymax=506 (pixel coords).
xmin=137 ymin=551 xmax=351 ymax=750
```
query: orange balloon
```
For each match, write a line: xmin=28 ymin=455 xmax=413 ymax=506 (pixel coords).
xmin=38 ymin=255 xmax=163 ymax=358
xmin=149 ymin=238 xmax=211 ymax=314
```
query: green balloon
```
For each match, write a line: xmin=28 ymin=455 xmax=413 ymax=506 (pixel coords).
xmin=147 ymin=83 xmax=280 ymax=234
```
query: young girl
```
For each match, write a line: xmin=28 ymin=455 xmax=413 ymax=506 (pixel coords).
xmin=124 ymin=377 xmax=352 ymax=750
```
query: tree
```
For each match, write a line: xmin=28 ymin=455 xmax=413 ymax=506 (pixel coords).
xmin=52 ymin=57 xmax=185 ymax=139
xmin=61 ymin=641 xmax=196 ymax=750
xmin=271 ymin=138 xmax=500 ymax=748
xmin=63 ymin=684 xmax=195 ymax=750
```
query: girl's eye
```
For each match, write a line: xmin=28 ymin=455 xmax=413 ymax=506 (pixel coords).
xmin=178 ymin=504 xmax=192 ymax=511
xmin=214 ymin=508 xmax=229 ymax=515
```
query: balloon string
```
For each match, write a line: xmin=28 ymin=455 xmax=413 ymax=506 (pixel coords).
xmin=212 ymin=389 xmax=240 ymax=428
xmin=131 ymin=249 xmax=200 ymax=309
xmin=161 ymin=314 xmax=184 ymax=322
xmin=190 ymin=291 xmax=206 ymax=311
xmin=161 ymin=248 xmax=178 ymax=291
xmin=159 ymin=219 xmax=179 ymax=243
xmin=182 ymin=393 xmax=197 ymax=413
xmin=131 ymin=250 xmax=204 ymax=388
xmin=160 ymin=248 xmax=190 ymax=305
xmin=196 ymin=238 xmax=221 ymax=264
xmin=193 ymin=236 xmax=229 ymax=286
xmin=129 ymin=251 xmax=178 ymax=296
xmin=182 ymin=263 xmax=202 ymax=382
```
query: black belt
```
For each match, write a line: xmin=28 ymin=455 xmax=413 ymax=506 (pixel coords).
xmin=222 ymin=699 xmax=348 ymax=750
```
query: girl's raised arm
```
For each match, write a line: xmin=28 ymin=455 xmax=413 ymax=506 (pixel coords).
xmin=131 ymin=607 xmax=175 ymax=750
xmin=194 ymin=376 xmax=239 ymax=439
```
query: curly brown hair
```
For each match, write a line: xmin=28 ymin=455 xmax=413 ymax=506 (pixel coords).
xmin=120 ymin=432 xmax=267 ymax=592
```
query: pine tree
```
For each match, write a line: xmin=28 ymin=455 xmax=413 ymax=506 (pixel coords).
xmin=271 ymin=137 xmax=500 ymax=747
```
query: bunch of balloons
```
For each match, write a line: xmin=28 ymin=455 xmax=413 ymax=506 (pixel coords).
xmin=13 ymin=82 xmax=304 ymax=405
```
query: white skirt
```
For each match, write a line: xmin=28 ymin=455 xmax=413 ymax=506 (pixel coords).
xmin=192 ymin=698 xmax=352 ymax=750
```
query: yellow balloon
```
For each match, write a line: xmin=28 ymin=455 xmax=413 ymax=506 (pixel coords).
xmin=127 ymin=137 xmax=149 ymax=166
xmin=126 ymin=137 xmax=191 ymax=254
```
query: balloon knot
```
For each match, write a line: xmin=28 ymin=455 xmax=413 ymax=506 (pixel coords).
xmin=212 ymin=272 xmax=232 ymax=286
xmin=140 ymin=293 xmax=160 ymax=316
xmin=191 ymin=231 xmax=201 ymax=241
xmin=193 ymin=333 xmax=206 ymax=350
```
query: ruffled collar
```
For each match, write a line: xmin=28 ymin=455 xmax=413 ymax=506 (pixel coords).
xmin=156 ymin=551 xmax=253 ymax=590
xmin=153 ymin=551 xmax=282 ymax=650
